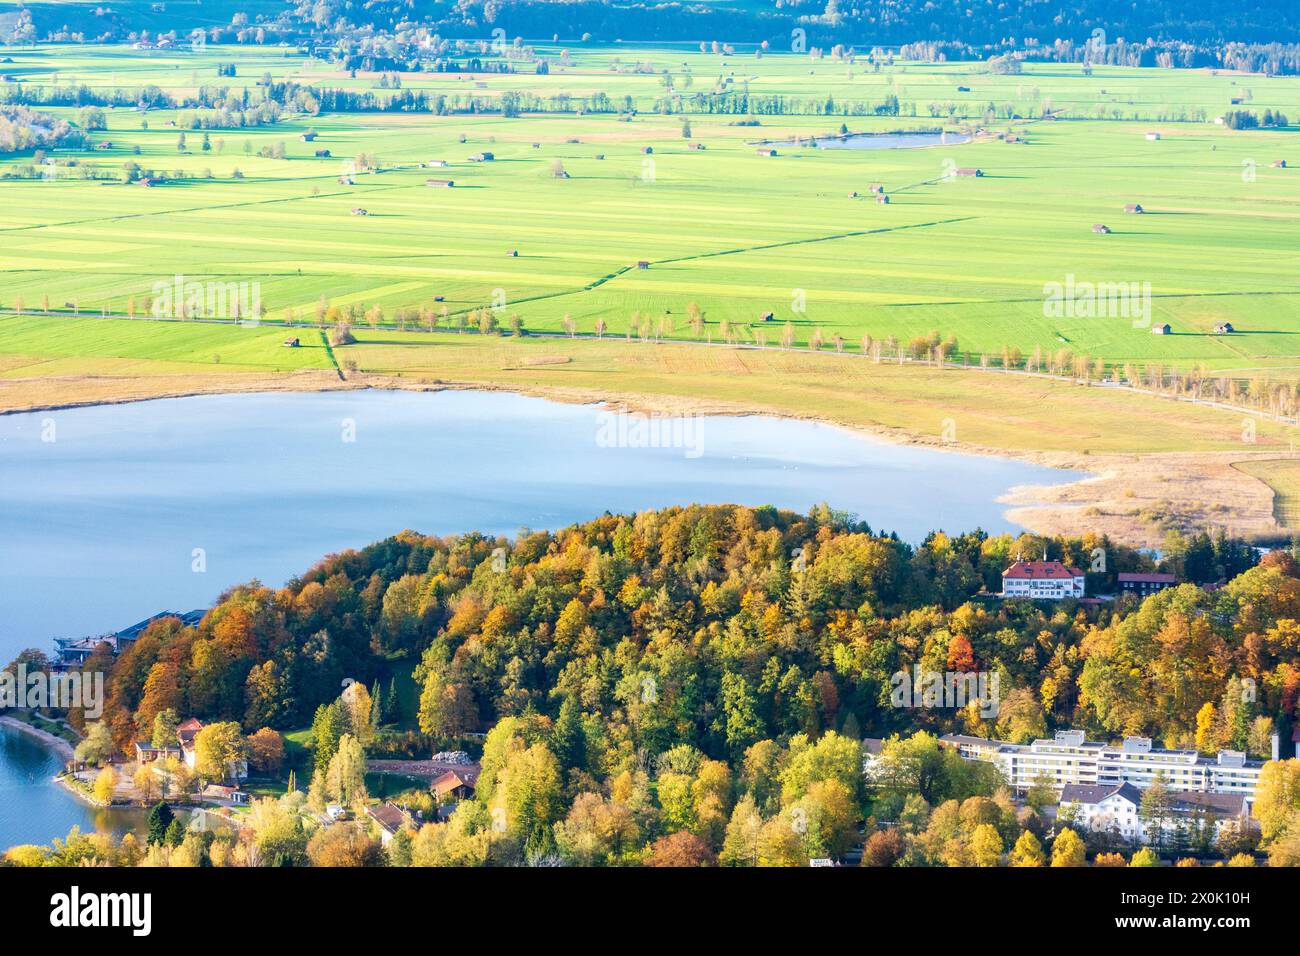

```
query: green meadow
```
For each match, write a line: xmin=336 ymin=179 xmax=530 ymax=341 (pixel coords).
xmin=2 ymin=43 xmax=1300 ymax=378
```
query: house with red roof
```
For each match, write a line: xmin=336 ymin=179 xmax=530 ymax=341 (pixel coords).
xmin=1001 ymin=560 xmax=1085 ymax=600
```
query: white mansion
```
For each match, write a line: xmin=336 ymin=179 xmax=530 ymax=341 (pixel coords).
xmin=1000 ymin=560 xmax=1086 ymax=600
xmin=940 ymin=730 xmax=1272 ymax=804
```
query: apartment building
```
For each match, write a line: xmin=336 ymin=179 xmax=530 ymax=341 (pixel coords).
xmin=939 ymin=730 xmax=1272 ymax=804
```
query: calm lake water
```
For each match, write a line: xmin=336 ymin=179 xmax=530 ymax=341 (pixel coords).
xmin=0 ymin=388 xmax=1083 ymax=653
xmin=772 ymin=132 xmax=972 ymax=150
xmin=0 ymin=724 xmax=151 ymax=850
xmin=0 ymin=388 xmax=1085 ymax=845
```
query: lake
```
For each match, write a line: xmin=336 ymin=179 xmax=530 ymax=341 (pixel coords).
xmin=770 ymin=131 xmax=973 ymax=150
xmin=0 ymin=723 xmax=152 ymax=850
xmin=0 ymin=388 xmax=1083 ymax=655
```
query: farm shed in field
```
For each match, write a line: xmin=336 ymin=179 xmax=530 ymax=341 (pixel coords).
xmin=636 ymin=261 xmax=650 ymax=269
xmin=642 ymin=146 xmax=653 ymax=154
xmin=1124 ymin=203 xmax=1144 ymax=213
xmin=957 ymin=85 xmax=970 ymax=92
xmin=1273 ymin=159 xmax=1288 ymax=168
xmin=429 ymin=160 xmax=449 ymax=167
xmin=1151 ymin=323 xmax=1171 ymax=335
xmin=299 ymin=132 xmax=317 ymax=142
xmin=426 ymin=178 xmax=454 ymax=187
xmin=283 ymin=337 xmax=300 ymax=348
xmin=507 ymin=250 xmax=519 ymax=257
xmin=338 ymin=175 xmax=354 ymax=185
xmin=595 ymin=154 xmax=605 ymax=160
xmin=1214 ymin=323 xmax=1235 ymax=334
xmin=869 ymin=183 xmax=885 ymax=193
xmin=1092 ymin=223 xmax=1111 ymax=234
xmin=315 ymin=149 xmax=331 ymax=158
xmin=351 ymin=207 xmax=368 ymax=216
xmin=954 ymin=167 xmax=983 ymax=177
xmin=760 ymin=311 xmax=774 ymax=321
xmin=848 ymin=191 xmax=859 ymax=198
xmin=876 ymin=193 xmax=890 ymax=203
xmin=469 ymin=152 xmax=494 ymax=162
xmin=756 ymin=147 xmax=778 ymax=156
xmin=1145 ymin=131 xmax=1162 ymax=140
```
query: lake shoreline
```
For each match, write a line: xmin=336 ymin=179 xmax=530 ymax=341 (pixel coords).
xmin=0 ymin=716 xmax=76 ymax=763
xmin=0 ymin=374 xmax=1289 ymax=548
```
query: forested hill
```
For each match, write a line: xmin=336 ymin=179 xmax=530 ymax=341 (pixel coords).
xmin=8 ymin=0 xmax=1300 ymax=48
xmin=41 ymin=503 xmax=1287 ymax=774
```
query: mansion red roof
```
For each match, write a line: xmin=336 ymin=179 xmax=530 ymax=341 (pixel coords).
xmin=1003 ymin=560 xmax=1082 ymax=580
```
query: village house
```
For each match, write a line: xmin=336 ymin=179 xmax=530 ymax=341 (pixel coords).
xmin=431 ymin=765 xmax=481 ymax=804
xmin=1117 ymin=571 xmax=1177 ymax=596
xmin=134 ymin=740 xmax=181 ymax=766
xmin=366 ymin=803 xmax=414 ymax=846
xmin=1001 ymin=559 xmax=1086 ymax=600
xmin=178 ymin=718 xmax=248 ymax=781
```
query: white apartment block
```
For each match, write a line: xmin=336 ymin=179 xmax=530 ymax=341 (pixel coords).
xmin=940 ymin=730 xmax=1272 ymax=804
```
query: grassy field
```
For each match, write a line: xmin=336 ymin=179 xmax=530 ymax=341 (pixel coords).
xmin=2 ymin=44 xmax=1300 ymax=380
xmin=1234 ymin=458 xmax=1300 ymax=527
xmin=4 ymin=311 xmax=1296 ymax=456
